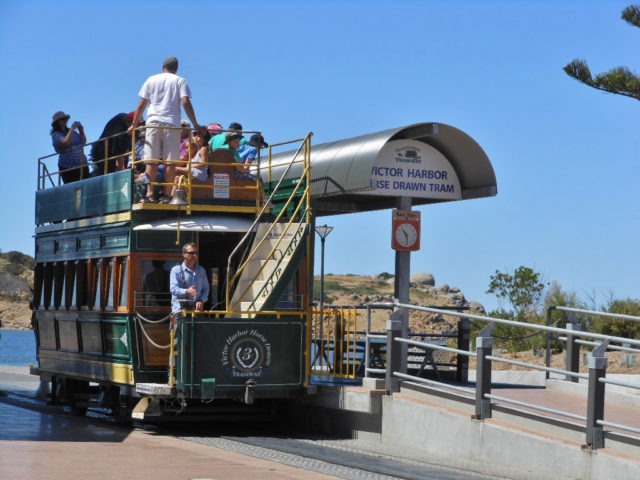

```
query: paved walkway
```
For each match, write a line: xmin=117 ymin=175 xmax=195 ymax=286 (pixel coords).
xmin=0 ymin=367 xmax=340 ymax=480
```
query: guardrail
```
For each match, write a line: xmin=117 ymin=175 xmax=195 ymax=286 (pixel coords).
xmin=545 ymin=305 xmax=640 ymax=380
xmin=368 ymin=301 xmax=640 ymax=450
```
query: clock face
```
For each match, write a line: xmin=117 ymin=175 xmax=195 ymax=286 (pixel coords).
xmin=395 ymin=223 xmax=418 ymax=248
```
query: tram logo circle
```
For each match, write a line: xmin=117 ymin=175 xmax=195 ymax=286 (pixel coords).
xmin=231 ymin=337 xmax=264 ymax=371
xmin=222 ymin=330 xmax=272 ymax=378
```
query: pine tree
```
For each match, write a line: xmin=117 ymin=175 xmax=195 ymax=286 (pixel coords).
xmin=563 ymin=5 xmax=640 ymax=101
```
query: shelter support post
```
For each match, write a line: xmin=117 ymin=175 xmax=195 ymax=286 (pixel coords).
xmin=394 ymin=196 xmax=412 ymax=373
xmin=586 ymin=341 xmax=608 ymax=450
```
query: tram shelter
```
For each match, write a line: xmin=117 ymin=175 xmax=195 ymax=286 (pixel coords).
xmin=265 ymin=122 xmax=497 ymax=376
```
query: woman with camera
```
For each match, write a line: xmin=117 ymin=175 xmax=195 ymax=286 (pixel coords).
xmin=50 ymin=110 xmax=90 ymax=184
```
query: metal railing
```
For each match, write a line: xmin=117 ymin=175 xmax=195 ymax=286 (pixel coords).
xmin=366 ymin=301 xmax=640 ymax=450
xmin=545 ymin=305 xmax=640 ymax=380
xmin=225 ymin=133 xmax=313 ymax=311
xmin=310 ymin=306 xmax=359 ymax=378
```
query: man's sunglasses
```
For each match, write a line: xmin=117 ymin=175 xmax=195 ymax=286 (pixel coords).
xmin=185 ymin=251 xmax=198 ymax=255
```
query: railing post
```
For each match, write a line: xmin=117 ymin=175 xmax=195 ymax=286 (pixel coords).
xmin=456 ymin=318 xmax=470 ymax=383
xmin=385 ymin=310 xmax=402 ymax=394
xmin=545 ymin=307 xmax=554 ymax=379
xmin=475 ymin=323 xmax=495 ymax=420
xmin=586 ymin=341 xmax=608 ymax=450
xmin=565 ymin=317 xmax=581 ymax=382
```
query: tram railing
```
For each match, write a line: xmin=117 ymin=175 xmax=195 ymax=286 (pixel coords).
xmin=225 ymin=133 xmax=312 ymax=312
xmin=373 ymin=301 xmax=640 ymax=450
xmin=310 ymin=306 xmax=359 ymax=378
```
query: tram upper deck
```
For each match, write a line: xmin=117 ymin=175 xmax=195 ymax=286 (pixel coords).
xmin=36 ymin=125 xmax=310 ymax=227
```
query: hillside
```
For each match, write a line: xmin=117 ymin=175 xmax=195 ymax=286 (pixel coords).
xmin=0 ymin=250 xmax=34 ymax=329
xmin=314 ymin=272 xmax=486 ymax=335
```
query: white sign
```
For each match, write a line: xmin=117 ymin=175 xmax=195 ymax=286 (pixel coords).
xmin=213 ymin=173 xmax=230 ymax=199
xmin=363 ymin=140 xmax=461 ymax=200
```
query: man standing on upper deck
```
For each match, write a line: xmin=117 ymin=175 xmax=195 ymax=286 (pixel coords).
xmin=129 ymin=57 xmax=204 ymax=203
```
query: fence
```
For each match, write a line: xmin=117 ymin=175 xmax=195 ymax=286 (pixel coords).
xmin=360 ymin=301 xmax=640 ymax=450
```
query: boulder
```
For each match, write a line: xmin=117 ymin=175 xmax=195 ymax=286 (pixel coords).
xmin=469 ymin=301 xmax=486 ymax=314
xmin=435 ymin=284 xmax=450 ymax=294
xmin=411 ymin=273 xmax=435 ymax=286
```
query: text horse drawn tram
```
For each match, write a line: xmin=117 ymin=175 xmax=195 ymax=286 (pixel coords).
xmin=32 ymin=126 xmax=316 ymax=419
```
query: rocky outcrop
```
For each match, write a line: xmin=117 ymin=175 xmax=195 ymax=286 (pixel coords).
xmin=410 ymin=273 xmax=435 ymax=286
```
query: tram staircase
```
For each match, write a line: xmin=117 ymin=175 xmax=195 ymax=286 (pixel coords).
xmin=229 ymin=220 xmax=308 ymax=314
xmin=226 ymin=133 xmax=312 ymax=316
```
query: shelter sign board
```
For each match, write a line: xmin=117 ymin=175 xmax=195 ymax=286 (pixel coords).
xmin=362 ymin=140 xmax=461 ymax=200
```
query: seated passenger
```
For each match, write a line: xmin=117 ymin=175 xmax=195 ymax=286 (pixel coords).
xmin=207 ymin=123 xmax=222 ymax=136
xmin=179 ymin=119 xmax=193 ymax=165
xmin=209 ymin=122 xmax=245 ymax=150
xmin=235 ymin=133 xmax=268 ymax=180
xmin=50 ymin=110 xmax=90 ymax=184
xmin=91 ymin=112 xmax=135 ymax=175
xmin=172 ymin=130 xmax=212 ymax=193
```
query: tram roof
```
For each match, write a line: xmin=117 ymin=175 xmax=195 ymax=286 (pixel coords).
xmin=262 ymin=122 xmax=497 ymax=216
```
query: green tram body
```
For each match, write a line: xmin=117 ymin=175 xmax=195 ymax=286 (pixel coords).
xmin=32 ymin=153 xmax=313 ymax=418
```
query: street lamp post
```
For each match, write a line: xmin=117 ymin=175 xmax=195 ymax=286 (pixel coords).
xmin=315 ymin=224 xmax=334 ymax=314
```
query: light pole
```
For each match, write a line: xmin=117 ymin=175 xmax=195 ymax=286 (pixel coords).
xmin=315 ymin=224 xmax=334 ymax=314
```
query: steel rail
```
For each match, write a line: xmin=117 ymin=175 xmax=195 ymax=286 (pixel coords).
xmin=596 ymin=419 xmax=640 ymax=435
xmin=598 ymin=377 xmax=640 ymax=390
xmin=550 ymin=305 xmax=640 ymax=323
xmin=484 ymin=393 xmax=587 ymax=422
xmin=485 ymin=355 xmax=589 ymax=380
xmin=395 ymin=302 xmax=640 ymax=347
xmin=395 ymin=337 xmax=476 ymax=357
xmin=393 ymin=372 xmax=475 ymax=394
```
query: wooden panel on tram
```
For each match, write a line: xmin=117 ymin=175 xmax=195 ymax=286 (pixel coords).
xmin=57 ymin=319 xmax=79 ymax=352
xmin=140 ymin=324 xmax=170 ymax=366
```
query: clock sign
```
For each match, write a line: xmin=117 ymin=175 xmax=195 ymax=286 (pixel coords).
xmin=392 ymin=209 xmax=421 ymax=251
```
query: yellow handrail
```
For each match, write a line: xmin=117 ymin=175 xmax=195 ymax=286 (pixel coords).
xmin=224 ymin=133 xmax=312 ymax=309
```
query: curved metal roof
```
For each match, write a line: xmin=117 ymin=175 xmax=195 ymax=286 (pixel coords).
xmin=262 ymin=122 xmax=497 ymax=216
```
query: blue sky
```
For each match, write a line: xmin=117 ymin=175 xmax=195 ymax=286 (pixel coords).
xmin=0 ymin=0 xmax=637 ymax=312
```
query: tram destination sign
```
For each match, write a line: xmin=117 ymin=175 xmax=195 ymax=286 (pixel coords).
xmin=363 ymin=139 xmax=461 ymax=200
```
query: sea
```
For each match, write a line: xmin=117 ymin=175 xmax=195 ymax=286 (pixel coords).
xmin=0 ymin=329 xmax=37 ymax=366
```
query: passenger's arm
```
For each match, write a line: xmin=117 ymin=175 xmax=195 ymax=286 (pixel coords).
xmin=128 ymin=98 xmax=148 ymax=134
xmin=197 ymin=268 xmax=209 ymax=305
xmin=57 ymin=124 xmax=80 ymax=149
xmin=181 ymin=97 xmax=202 ymax=132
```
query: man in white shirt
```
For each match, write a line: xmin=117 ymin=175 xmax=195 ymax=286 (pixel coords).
xmin=129 ymin=57 xmax=204 ymax=203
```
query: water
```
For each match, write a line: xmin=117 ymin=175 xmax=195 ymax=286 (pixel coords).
xmin=0 ymin=329 xmax=37 ymax=366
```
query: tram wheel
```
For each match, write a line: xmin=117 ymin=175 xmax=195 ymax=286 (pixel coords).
xmin=64 ymin=378 xmax=89 ymax=416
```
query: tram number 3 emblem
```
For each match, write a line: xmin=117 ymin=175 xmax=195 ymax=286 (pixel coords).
xmin=222 ymin=330 xmax=272 ymax=378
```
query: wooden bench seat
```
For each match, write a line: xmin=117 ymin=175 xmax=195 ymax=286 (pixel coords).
xmin=189 ymin=149 xmax=260 ymax=202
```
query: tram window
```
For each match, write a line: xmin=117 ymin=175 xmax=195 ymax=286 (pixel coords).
xmin=64 ymin=262 xmax=76 ymax=310
xmin=43 ymin=263 xmax=53 ymax=309
xmin=33 ymin=263 xmax=44 ymax=309
xmin=53 ymin=263 xmax=65 ymax=309
xmin=116 ymin=258 xmax=128 ymax=308
xmin=140 ymin=259 xmax=173 ymax=307
xmin=75 ymin=260 xmax=87 ymax=309
xmin=209 ymin=267 xmax=220 ymax=307
xmin=88 ymin=260 xmax=99 ymax=310
xmin=102 ymin=258 xmax=114 ymax=310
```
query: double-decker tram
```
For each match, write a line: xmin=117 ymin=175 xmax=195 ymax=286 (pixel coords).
xmin=32 ymin=126 xmax=314 ymax=419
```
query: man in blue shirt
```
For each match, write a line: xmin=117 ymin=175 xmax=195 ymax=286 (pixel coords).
xmin=170 ymin=242 xmax=209 ymax=313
